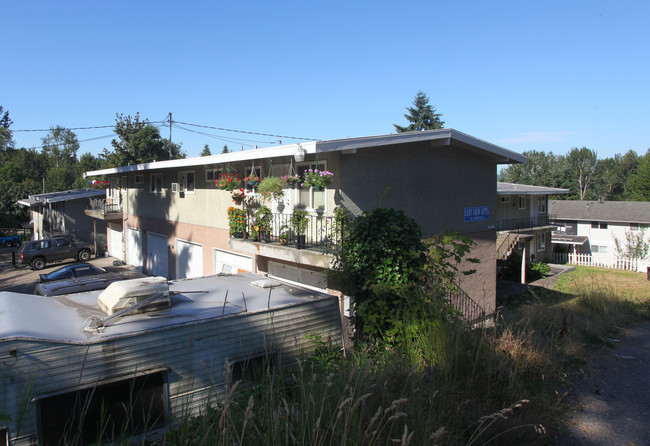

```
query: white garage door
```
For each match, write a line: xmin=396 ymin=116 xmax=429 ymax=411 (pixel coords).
xmin=147 ymin=232 xmax=169 ymax=278
xmin=108 ymin=223 xmax=124 ymax=260
xmin=214 ymin=249 xmax=252 ymax=274
xmin=175 ymin=239 xmax=203 ymax=279
xmin=126 ymin=227 xmax=143 ymax=272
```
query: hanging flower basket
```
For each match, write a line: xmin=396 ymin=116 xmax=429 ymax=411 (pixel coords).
xmin=245 ymin=175 xmax=260 ymax=187
xmin=216 ymin=174 xmax=241 ymax=191
xmin=230 ymin=188 xmax=246 ymax=205
xmin=280 ymin=174 xmax=301 ymax=187
xmin=301 ymin=169 xmax=334 ymax=191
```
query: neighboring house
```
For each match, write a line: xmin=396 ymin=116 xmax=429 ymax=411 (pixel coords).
xmin=84 ymin=129 xmax=526 ymax=316
xmin=496 ymin=183 xmax=569 ymax=265
xmin=549 ymin=200 xmax=650 ymax=264
xmin=17 ymin=189 xmax=107 ymax=253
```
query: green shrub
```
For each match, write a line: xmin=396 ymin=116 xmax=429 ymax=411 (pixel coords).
xmin=332 ymin=208 xmax=425 ymax=340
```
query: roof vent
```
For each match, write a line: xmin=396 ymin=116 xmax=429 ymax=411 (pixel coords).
xmin=98 ymin=276 xmax=171 ymax=316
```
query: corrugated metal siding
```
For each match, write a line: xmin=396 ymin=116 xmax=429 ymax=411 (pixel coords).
xmin=0 ymin=297 xmax=342 ymax=445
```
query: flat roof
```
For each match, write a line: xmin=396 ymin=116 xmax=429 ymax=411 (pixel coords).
xmin=84 ymin=129 xmax=526 ymax=178
xmin=497 ymin=182 xmax=569 ymax=196
xmin=0 ymin=273 xmax=335 ymax=344
xmin=17 ymin=188 xmax=106 ymax=208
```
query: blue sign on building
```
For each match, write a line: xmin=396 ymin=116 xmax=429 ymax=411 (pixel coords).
xmin=464 ymin=206 xmax=490 ymax=223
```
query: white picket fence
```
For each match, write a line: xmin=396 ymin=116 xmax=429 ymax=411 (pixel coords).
xmin=552 ymin=252 xmax=649 ymax=273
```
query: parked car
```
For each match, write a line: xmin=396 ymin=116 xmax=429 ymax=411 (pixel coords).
xmin=0 ymin=234 xmax=21 ymax=247
xmin=17 ymin=236 xmax=94 ymax=270
xmin=34 ymin=264 xmax=146 ymax=296
xmin=39 ymin=263 xmax=109 ymax=282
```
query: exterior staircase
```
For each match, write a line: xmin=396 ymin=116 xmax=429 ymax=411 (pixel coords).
xmin=497 ymin=232 xmax=520 ymax=261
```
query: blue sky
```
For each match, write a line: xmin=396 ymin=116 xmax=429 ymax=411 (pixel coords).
xmin=4 ymin=1 xmax=649 ymax=160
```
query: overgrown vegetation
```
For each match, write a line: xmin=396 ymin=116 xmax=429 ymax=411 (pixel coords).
xmin=155 ymin=266 xmax=650 ymax=445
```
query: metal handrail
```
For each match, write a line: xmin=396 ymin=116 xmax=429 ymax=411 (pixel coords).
xmin=495 ymin=214 xmax=556 ymax=231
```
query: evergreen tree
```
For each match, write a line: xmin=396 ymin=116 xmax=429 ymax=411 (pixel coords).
xmin=200 ymin=144 xmax=211 ymax=156
xmin=394 ymin=90 xmax=444 ymax=133
xmin=221 ymin=144 xmax=229 ymax=154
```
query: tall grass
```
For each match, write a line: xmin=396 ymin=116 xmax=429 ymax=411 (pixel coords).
xmin=157 ymin=267 xmax=650 ymax=445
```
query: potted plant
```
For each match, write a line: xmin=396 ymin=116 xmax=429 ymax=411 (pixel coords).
xmin=301 ymin=169 xmax=334 ymax=191
xmin=216 ymin=173 xmax=241 ymax=191
xmin=250 ymin=205 xmax=273 ymax=242
xmin=244 ymin=174 xmax=261 ymax=187
xmin=280 ymin=174 xmax=301 ymax=187
xmin=278 ymin=224 xmax=290 ymax=245
xmin=227 ymin=207 xmax=247 ymax=238
xmin=230 ymin=188 xmax=246 ymax=205
xmin=257 ymin=176 xmax=284 ymax=201
xmin=291 ymin=207 xmax=309 ymax=249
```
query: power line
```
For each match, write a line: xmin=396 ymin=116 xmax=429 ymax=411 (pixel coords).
xmin=172 ymin=123 xmax=274 ymax=147
xmin=173 ymin=121 xmax=316 ymax=141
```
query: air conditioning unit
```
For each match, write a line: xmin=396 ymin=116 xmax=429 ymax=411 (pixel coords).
xmin=171 ymin=183 xmax=179 ymax=193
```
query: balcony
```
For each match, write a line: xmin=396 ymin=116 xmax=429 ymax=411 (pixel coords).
xmin=495 ymin=214 xmax=557 ymax=232
xmin=228 ymin=212 xmax=344 ymax=268
xmin=84 ymin=198 xmax=123 ymax=221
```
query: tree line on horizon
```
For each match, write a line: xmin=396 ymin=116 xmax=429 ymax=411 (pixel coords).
xmin=2 ymin=96 xmax=649 ymax=228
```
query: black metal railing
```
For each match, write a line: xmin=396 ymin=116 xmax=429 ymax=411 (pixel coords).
xmin=240 ymin=212 xmax=344 ymax=251
xmin=495 ymin=214 xmax=556 ymax=231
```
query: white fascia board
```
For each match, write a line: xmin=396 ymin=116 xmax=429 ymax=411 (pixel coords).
xmin=314 ymin=129 xmax=526 ymax=164
xmin=497 ymin=183 xmax=570 ymax=195
xmin=84 ymin=142 xmax=317 ymax=178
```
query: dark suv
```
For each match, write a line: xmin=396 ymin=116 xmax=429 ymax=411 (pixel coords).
xmin=17 ymin=236 xmax=94 ymax=270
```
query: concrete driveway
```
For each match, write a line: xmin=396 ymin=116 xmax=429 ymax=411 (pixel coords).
xmin=0 ymin=254 xmax=130 ymax=294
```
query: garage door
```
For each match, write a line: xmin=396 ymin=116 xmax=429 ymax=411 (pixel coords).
xmin=108 ymin=223 xmax=123 ymax=260
xmin=175 ymin=239 xmax=203 ymax=279
xmin=147 ymin=232 xmax=169 ymax=278
xmin=268 ymin=261 xmax=327 ymax=289
xmin=214 ymin=249 xmax=252 ymax=274
xmin=126 ymin=227 xmax=143 ymax=272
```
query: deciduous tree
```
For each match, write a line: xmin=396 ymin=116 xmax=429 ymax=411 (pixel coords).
xmin=102 ymin=113 xmax=185 ymax=167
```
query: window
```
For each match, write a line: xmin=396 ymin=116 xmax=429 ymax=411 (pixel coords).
xmin=54 ymin=238 xmax=71 ymax=248
xmin=135 ymin=174 xmax=144 ymax=185
xmin=499 ymin=196 xmax=511 ymax=204
xmin=630 ymin=223 xmax=640 ymax=231
xmin=518 ymin=196 xmax=526 ymax=210
xmin=537 ymin=197 xmax=547 ymax=213
xmin=178 ymin=171 xmax=195 ymax=194
xmin=537 ymin=233 xmax=546 ymax=251
xmin=150 ymin=174 xmax=163 ymax=193
xmin=591 ymin=221 xmax=608 ymax=229
xmin=206 ymin=168 xmax=222 ymax=182
xmin=591 ymin=245 xmax=608 ymax=254
xmin=38 ymin=371 xmax=167 ymax=445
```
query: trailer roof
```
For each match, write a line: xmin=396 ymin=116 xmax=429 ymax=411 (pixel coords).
xmin=0 ymin=273 xmax=335 ymax=344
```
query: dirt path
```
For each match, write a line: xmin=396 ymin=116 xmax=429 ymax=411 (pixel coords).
xmin=554 ymin=320 xmax=650 ymax=445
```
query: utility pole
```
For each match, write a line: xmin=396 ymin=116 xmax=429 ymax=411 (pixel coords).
xmin=168 ymin=112 xmax=173 ymax=160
